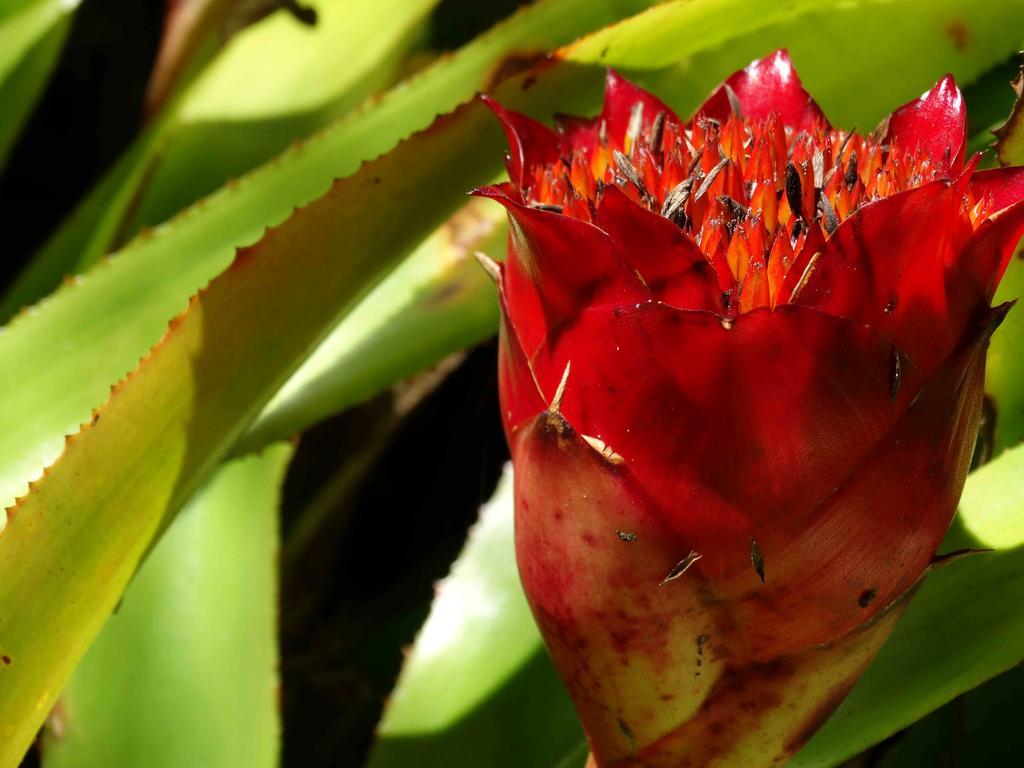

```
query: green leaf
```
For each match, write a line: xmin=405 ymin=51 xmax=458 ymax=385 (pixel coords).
xmin=369 ymin=467 xmax=583 ymax=768
xmin=2 ymin=0 xmax=650 ymax=319
xmin=987 ymin=258 xmax=1024 ymax=453
xmin=874 ymin=665 xmax=1024 ymax=767
xmin=237 ymin=198 xmax=505 ymax=454
xmin=39 ymin=444 xmax=292 ymax=768
xmin=0 ymin=71 xmax=596 ymax=763
xmin=0 ymin=0 xmax=654 ymax=509
xmin=987 ymin=58 xmax=1024 ymax=453
xmin=0 ymin=0 xmax=80 ymax=170
xmin=127 ymin=0 xmax=442 ymax=233
xmin=0 ymin=0 xmax=442 ymax=318
xmin=569 ymin=0 xmax=1024 ymax=129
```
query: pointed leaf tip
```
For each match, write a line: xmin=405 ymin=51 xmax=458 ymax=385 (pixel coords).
xmin=474 ymin=251 xmax=502 ymax=283
xmin=548 ymin=361 xmax=571 ymax=414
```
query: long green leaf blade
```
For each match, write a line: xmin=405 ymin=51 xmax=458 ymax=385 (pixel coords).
xmin=0 ymin=0 xmax=655 ymax=509
xmin=0 ymin=0 xmax=80 ymax=170
xmin=0 ymin=84 xmax=545 ymax=764
xmin=0 ymin=0 xmax=443 ymax=318
xmin=2 ymin=0 xmax=651 ymax=318
xmin=40 ymin=444 xmax=293 ymax=768
xmin=369 ymin=467 xmax=581 ymax=768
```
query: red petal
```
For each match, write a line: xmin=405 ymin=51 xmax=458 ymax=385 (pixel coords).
xmin=957 ymin=199 xmax=1024 ymax=302
xmin=883 ymin=75 xmax=966 ymax=176
xmin=554 ymin=112 xmax=600 ymax=155
xmin=497 ymin=303 xmax=546 ymax=438
xmin=513 ymin=300 xmax=987 ymax=662
xmin=595 ymin=186 xmax=724 ymax=312
xmin=527 ymin=302 xmax=926 ymax=586
xmin=512 ymin=414 xmax=721 ymax=761
xmin=717 ymin=320 xmax=988 ymax=656
xmin=700 ymin=49 xmax=827 ymax=130
xmin=512 ymin=408 xmax=913 ymax=764
xmin=790 ymin=180 xmax=961 ymax=374
xmin=474 ymin=185 xmax=647 ymax=370
xmin=971 ymin=166 xmax=1024 ymax=213
xmin=480 ymin=95 xmax=562 ymax=189
xmin=601 ymin=70 xmax=678 ymax=150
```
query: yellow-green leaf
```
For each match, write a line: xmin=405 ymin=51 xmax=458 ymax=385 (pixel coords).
xmin=41 ymin=444 xmax=292 ymax=768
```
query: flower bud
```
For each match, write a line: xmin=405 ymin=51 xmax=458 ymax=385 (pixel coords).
xmin=477 ymin=50 xmax=1024 ymax=766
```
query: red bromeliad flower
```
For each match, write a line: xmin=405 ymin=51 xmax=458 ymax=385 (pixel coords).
xmin=475 ymin=50 xmax=1024 ymax=767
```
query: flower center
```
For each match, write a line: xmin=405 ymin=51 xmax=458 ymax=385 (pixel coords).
xmin=524 ymin=106 xmax=953 ymax=312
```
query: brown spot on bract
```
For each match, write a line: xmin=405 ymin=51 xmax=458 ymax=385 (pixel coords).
xmin=946 ymin=19 xmax=970 ymax=51
xmin=859 ymin=588 xmax=878 ymax=608
xmin=661 ymin=550 xmax=702 ymax=584
xmin=1 ymin=655 xmax=10 ymax=665
xmin=750 ymin=538 xmax=766 ymax=583
xmin=617 ymin=716 xmax=636 ymax=748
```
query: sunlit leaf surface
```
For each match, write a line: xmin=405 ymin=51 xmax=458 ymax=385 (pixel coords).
xmin=0 ymin=0 xmax=80 ymax=169
xmin=40 ymin=445 xmax=292 ymax=768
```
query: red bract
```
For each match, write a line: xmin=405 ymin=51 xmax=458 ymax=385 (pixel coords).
xmin=476 ymin=50 xmax=1024 ymax=767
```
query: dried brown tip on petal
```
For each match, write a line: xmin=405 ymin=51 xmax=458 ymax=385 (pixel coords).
xmin=282 ymin=0 xmax=318 ymax=25
xmin=750 ymin=538 xmax=766 ymax=583
xmin=872 ymin=113 xmax=892 ymax=143
xmin=889 ymin=347 xmax=903 ymax=400
xmin=627 ymin=102 xmax=645 ymax=147
xmin=649 ymin=110 xmax=667 ymax=151
xmin=835 ymin=127 xmax=856 ymax=160
xmin=661 ymin=550 xmax=703 ymax=584
xmin=686 ymin=146 xmax=704 ymax=175
xmin=788 ymin=251 xmax=821 ymax=302
xmin=531 ymin=202 xmax=564 ymax=213
xmin=548 ymin=361 xmax=571 ymax=414
xmin=819 ymin=194 xmax=839 ymax=235
xmin=661 ymin=178 xmax=694 ymax=221
xmin=694 ymin=157 xmax=729 ymax=202
xmin=845 ymin=152 xmax=859 ymax=189
xmin=473 ymin=251 xmax=502 ymax=283
xmin=582 ymin=434 xmax=625 ymax=465
xmin=724 ymin=83 xmax=743 ymax=117
xmin=812 ymin=147 xmax=825 ymax=189
xmin=614 ymin=150 xmax=655 ymax=206
xmin=785 ymin=161 xmax=803 ymax=219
